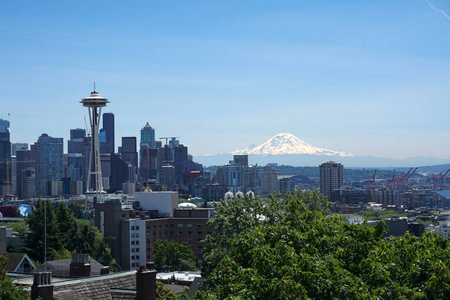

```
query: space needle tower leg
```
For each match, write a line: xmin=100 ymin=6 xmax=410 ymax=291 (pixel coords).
xmin=80 ymin=88 xmax=110 ymax=205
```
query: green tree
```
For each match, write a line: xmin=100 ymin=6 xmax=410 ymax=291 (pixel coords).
xmin=197 ymin=191 xmax=450 ymax=299
xmin=56 ymin=202 xmax=76 ymax=247
xmin=0 ymin=256 xmax=27 ymax=300
xmin=25 ymin=200 xmax=119 ymax=270
xmin=156 ymin=281 xmax=178 ymax=300
xmin=153 ymin=240 xmax=196 ymax=272
xmin=25 ymin=200 xmax=62 ymax=262
xmin=68 ymin=202 xmax=86 ymax=219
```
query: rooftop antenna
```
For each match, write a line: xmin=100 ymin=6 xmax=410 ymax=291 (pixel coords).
xmin=94 ymin=82 xmax=96 ymax=92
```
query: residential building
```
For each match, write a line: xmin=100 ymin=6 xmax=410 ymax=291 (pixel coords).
xmin=261 ymin=166 xmax=278 ymax=198
xmin=319 ymin=161 xmax=343 ymax=199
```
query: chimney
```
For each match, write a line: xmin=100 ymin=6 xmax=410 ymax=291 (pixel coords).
xmin=100 ymin=266 xmax=110 ymax=275
xmin=0 ymin=227 xmax=7 ymax=254
xmin=31 ymin=272 xmax=53 ymax=300
xmin=69 ymin=253 xmax=91 ymax=277
xmin=136 ymin=262 xmax=157 ymax=300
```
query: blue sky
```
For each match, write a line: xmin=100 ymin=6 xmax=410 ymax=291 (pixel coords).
xmin=1 ymin=0 xmax=450 ymax=160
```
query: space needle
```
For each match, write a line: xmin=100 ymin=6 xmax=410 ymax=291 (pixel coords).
xmin=80 ymin=85 xmax=109 ymax=203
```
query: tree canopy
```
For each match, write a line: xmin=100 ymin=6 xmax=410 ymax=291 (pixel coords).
xmin=197 ymin=191 xmax=450 ymax=299
xmin=25 ymin=200 xmax=119 ymax=271
xmin=0 ymin=256 xmax=27 ymax=300
xmin=153 ymin=239 xmax=196 ymax=272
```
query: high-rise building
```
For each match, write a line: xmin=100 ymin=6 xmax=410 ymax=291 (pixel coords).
xmin=139 ymin=123 xmax=156 ymax=182
xmin=35 ymin=134 xmax=64 ymax=196
xmin=319 ymin=161 xmax=344 ymax=199
xmin=0 ymin=119 xmax=11 ymax=195
xmin=11 ymin=143 xmax=28 ymax=156
xmin=243 ymin=165 xmax=260 ymax=195
xmin=233 ymin=155 xmax=248 ymax=166
xmin=120 ymin=137 xmax=138 ymax=179
xmin=15 ymin=149 xmax=33 ymax=199
xmin=68 ymin=129 xmax=86 ymax=154
xmin=100 ymin=112 xmax=115 ymax=154
xmin=261 ymin=166 xmax=278 ymax=198
xmin=279 ymin=177 xmax=295 ymax=197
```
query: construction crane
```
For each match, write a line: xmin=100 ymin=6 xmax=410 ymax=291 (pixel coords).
xmin=428 ymin=169 xmax=450 ymax=189
xmin=386 ymin=167 xmax=417 ymax=191
xmin=362 ymin=169 xmax=377 ymax=187
xmin=0 ymin=159 xmax=35 ymax=195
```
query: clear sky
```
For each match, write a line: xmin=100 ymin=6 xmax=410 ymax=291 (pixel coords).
xmin=1 ymin=0 xmax=450 ymax=160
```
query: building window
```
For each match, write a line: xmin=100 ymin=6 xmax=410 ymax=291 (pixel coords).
xmin=136 ymin=226 xmax=139 ymax=230
xmin=177 ymin=224 xmax=183 ymax=228
xmin=131 ymin=226 xmax=135 ymax=230
xmin=136 ymin=248 xmax=140 ymax=252
xmin=136 ymin=241 xmax=140 ymax=245
xmin=187 ymin=224 xmax=193 ymax=228
xmin=136 ymin=233 xmax=139 ymax=237
xmin=131 ymin=241 xmax=135 ymax=245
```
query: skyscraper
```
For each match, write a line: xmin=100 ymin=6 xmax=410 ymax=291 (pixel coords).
xmin=139 ymin=123 xmax=155 ymax=182
xmin=15 ymin=149 xmax=33 ymax=199
xmin=100 ymin=112 xmax=115 ymax=154
xmin=68 ymin=129 xmax=86 ymax=154
xmin=319 ymin=161 xmax=343 ymax=199
xmin=120 ymin=137 xmax=138 ymax=182
xmin=0 ymin=119 xmax=11 ymax=195
xmin=35 ymin=134 xmax=63 ymax=196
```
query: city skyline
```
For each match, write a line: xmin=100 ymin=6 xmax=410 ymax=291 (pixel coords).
xmin=1 ymin=1 xmax=450 ymax=160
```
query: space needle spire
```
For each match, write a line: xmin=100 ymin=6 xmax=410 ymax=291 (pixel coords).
xmin=80 ymin=86 xmax=109 ymax=202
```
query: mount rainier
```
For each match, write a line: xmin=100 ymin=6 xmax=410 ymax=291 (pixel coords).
xmin=232 ymin=133 xmax=354 ymax=157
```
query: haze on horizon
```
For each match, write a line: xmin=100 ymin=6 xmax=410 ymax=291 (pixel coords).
xmin=1 ymin=0 xmax=450 ymax=161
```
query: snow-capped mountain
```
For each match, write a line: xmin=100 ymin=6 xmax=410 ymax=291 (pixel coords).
xmin=232 ymin=133 xmax=354 ymax=157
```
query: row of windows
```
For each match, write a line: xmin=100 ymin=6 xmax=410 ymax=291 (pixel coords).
xmin=131 ymin=240 xmax=140 ymax=245
xmin=147 ymin=238 xmax=204 ymax=245
xmin=131 ymin=226 xmax=140 ymax=230
xmin=131 ymin=248 xmax=140 ymax=252
xmin=145 ymin=231 xmax=207 ymax=237
xmin=145 ymin=223 xmax=204 ymax=230
xmin=131 ymin=255 xmax=140 ymax=260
